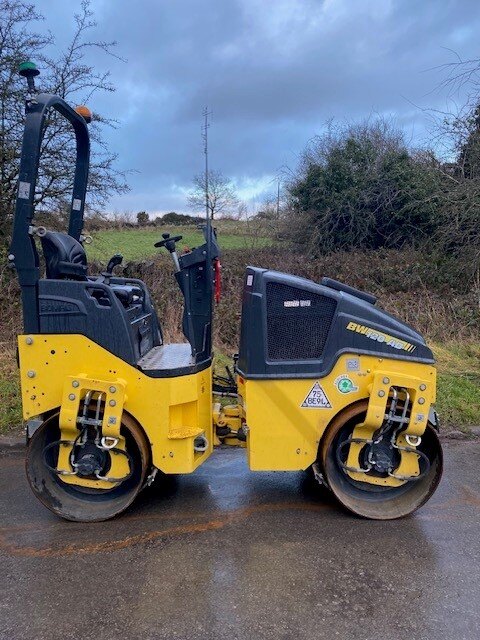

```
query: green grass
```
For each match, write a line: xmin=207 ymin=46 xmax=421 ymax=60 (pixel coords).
xmin=0 ymin=377 xmax=21 ymax=434
xmin=433 ymin=342 xmax=480 ymax=430
xmin=0 ymin=346 xmax=22 ymax=435
xmin=86 ymin=226 xmax=275 ymax=263
xmin=436 ymin=374 xmax=480 ymax=428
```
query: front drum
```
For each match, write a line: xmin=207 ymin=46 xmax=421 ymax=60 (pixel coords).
xmin=320 ymin=401 xmax=443 ymax=520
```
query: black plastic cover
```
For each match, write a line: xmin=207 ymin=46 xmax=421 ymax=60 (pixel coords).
xmin=321 ymin=277 xmax=377 ymax=305
xmin=176 ymin=229 xmax=220 ymax=364
xmin=38 ymin=279 xmax=154 ymax=365
xmin=237 ymin=268 xmax=434 ymax=379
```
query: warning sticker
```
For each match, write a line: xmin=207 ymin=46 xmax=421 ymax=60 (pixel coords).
xmin=301 ymin=382 xmax=332 ymax=409
xmin=18 ymin=181 xmax=30 ymax=199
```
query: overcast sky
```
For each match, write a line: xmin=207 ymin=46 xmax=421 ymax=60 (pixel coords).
xmin=33 ymin=0 xmax=480 ymax=215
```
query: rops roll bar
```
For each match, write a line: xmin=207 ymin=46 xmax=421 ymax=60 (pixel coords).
xmin=8 ymin=61 xmax=91 ymax=333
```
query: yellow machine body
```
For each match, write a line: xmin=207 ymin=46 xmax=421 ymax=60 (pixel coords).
xmin=238 ymin=353 xmax=436 ymax=484
xmin=19 ymin=334 xmax=213 ymax=478
xmin=19 ymin=333 xmax=435 ymax=490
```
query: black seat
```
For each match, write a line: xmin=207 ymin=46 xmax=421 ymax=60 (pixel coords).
xmin=40 ymin=230 xmax=144 ymax=309
xmin=40 ymin=231 xmax=87 ymax=280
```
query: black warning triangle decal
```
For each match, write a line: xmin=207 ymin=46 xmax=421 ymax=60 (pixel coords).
xmin=301 ymin=381 xmax=332 ymax=408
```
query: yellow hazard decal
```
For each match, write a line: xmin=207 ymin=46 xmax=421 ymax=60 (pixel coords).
xmin=346 ymin=321 xmax=416 ymax=353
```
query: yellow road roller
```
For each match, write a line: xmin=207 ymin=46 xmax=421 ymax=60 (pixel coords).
xmin=9 ymin=62 xmax=442 ymax=521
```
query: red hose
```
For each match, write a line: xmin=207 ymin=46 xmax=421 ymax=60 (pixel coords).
xmin=214 ymin=258 xmax=221 ymax=303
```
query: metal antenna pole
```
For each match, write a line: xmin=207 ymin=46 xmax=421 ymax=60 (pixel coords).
xmin=201 ymin=107 xmax=212 ymax=268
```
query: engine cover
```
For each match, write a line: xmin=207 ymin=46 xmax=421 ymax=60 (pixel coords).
xmin=237 ymin=267 xmax=433 ymax=379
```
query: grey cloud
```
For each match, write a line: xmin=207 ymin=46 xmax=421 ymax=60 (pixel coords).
xmin=33 ymin=0 xmax=480 ymax=212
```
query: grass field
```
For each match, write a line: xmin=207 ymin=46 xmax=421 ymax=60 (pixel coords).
xmin=1 ymin=341 xmax=478 ymax=435
xmin=86 ymin=225 xmax=275 ymax=262
xmin=434 ymin=342 xmax=480 ymax=428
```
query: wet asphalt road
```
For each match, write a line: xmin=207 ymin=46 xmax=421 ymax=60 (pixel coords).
xmin=1 ymin=441 xmax=479 ymax=640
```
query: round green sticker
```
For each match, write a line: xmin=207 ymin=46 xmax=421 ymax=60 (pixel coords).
xmin=337 ymin=377 xmax=356 ymax=393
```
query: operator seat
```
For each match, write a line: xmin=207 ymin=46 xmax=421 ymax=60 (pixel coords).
xmin=39 ymin=231 xmax=142 ymax=307
xmin=40 ymin=231 xmax=87 ymax=280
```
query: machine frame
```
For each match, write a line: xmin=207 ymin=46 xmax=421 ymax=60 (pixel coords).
xmin=9 ymin=63 xmax=443 ymax=522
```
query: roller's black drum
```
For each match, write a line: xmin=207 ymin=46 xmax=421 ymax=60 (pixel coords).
xmin=26 ymin=412 xmax=150 ymax=522
xmin=321 ymin=401 xmax=443 ymax=520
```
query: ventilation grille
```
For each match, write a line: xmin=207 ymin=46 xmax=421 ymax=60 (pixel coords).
xmin=266 ymin=282 xmax=337 ymax=361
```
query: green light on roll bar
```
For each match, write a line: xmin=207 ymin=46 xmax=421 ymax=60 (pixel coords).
xmin=18 ymin=61 xmax=40 ymax=77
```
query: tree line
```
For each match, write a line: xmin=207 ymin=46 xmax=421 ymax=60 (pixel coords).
xmin=285 ymin=111 xmax=480 ymax=283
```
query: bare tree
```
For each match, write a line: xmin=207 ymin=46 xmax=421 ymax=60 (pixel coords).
xmin=0 ymin=0 xmax=129 ymax=242
xmin=435 ymin=50 xmax=480 ymax=98
xmin=421 ymin=53 xmax=480 ymax=286
xmin=187 ymin=169 xmax=239 ymax=220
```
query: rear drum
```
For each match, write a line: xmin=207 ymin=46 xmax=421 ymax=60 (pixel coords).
xmin=26 ymin=412 xmax=150 ymax=522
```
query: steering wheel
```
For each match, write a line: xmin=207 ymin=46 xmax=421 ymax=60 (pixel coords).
xmin=154 ymin=232 xmax=183 ymax=252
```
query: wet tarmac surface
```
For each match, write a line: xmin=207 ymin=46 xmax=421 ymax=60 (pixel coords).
xmin=1 ymin=441 xmax=479 ymax=640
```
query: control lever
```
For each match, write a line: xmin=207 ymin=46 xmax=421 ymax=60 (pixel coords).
xmin=154 ymin=233 xmax=183 ymax=271
xmin=103 ymin=253 xmax=123 ymax=277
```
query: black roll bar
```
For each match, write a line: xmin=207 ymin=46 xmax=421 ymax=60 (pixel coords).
xmin=9 ymin=93 xmax=90 ymax=333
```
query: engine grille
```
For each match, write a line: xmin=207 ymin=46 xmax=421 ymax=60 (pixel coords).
xmin=266 ymin=282 xmax=337 ymax=361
